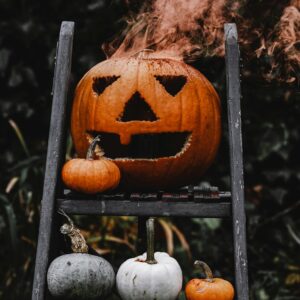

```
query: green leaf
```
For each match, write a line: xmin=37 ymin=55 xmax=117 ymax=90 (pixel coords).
xmin=8 ymin=119 xmax=30 ymax=157
xmin=202 ymin=218 xmax=221 ymax=230
xmin=8 ymin=156 xmax=41 ymax=172
xmin=0 ymin=216 xmax=5 ymax=234
xmin=258 ymin=289 xmax=269 ymax=300
xmin=0 ymin=48 xmax=11 ymax=74
xmin=0 ymin=194 xmax=18 ymax=260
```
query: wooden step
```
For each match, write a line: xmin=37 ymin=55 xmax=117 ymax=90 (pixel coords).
xmin=57 ymin=189 xmax=231 ymax=217
xmin=57 ymin=198 xmax=231 ymax=217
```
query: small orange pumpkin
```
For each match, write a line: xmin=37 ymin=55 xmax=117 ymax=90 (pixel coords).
xmin=62 ymin=136 xmax=121 ymax=194
xmin=185 ymin=261 xmax=234 ymax=300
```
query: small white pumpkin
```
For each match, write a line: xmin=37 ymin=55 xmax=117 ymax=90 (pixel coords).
xmin=116 ymin=218 xmax=183 ymax=300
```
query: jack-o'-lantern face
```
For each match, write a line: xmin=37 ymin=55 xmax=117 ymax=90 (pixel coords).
xmin=71 ymin=56 xmax=221 ymax=190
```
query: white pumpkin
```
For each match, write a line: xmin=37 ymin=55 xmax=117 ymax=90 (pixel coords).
xmin=116 ymin=218 xmax=183 ymax=300
xmin=117 ymin=251 xmax=182 ymax=300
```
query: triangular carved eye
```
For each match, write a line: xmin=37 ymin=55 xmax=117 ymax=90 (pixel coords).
xmin=92 ymin=76 xmax=120 ymax=95
xmin=155 ymin=75 xmax=187 ymax=96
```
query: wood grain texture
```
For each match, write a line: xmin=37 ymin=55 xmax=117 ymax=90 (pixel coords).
xmin=57 ymin=199 xmax=231 ymax=217
xmin=225 ymin=23 xmax=249 ymax=300
xmin=32 ymin=21 xmax=74 ymax=300
xmin=63 ymin=188 xmax=231 ymax=201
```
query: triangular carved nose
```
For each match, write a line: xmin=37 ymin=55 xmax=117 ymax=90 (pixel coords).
xmin=118 ymin=92 xmax=158 ymax=122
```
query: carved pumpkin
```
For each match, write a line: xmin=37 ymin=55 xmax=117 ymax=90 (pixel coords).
xmin=62 ymin=136 xmax=121 ymax=194
xmin=71 ymin=53 xmax=221 ymax=190
xmin=116 ymin=218 xmax=182 ymax=299
xmin=185 ymin=261 xmax=234 ymax=300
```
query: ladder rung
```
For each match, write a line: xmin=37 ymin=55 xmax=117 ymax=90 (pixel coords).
xmin=63 ymin=189 xmax=232 ymax=201
xmin=57 ymin=198 xmax=231 ymax=217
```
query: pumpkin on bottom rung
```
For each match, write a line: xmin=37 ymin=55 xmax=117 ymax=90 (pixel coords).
xmin=185 ymin=260 xmax=234 ymax=300
xmin=47 ymin=211 xmax=115 ymax=299
xmin=116 ymin=218 xmax=183 ymax=300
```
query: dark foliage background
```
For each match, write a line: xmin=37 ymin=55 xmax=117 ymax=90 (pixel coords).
xmin=0 ymin=0 xmax=299 ymax=299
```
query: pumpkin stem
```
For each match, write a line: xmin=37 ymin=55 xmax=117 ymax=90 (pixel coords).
xmin=86 ymin=135 xmax=104 ymax=160
xmin=58 ymin=209 xmax=89 ymax=254
xmin=58 ymin=208 xmax=74 ymax=227
xmin=146 ymin=217 xmax=157 ymax=264
xmin=194 ymin=260 xmax=214 ymax=283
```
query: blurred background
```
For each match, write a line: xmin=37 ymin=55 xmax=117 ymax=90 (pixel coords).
xmin=0 ymin=0 xmax=299 ymax=299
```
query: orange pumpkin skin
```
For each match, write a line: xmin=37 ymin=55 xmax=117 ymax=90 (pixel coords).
xmin=71 ymin=57 xmax=221 ymax=190
xmin=185 ymin=278 xmax=234 ymax=300
xmin=62 ymin=158 xmax=121 ymax=194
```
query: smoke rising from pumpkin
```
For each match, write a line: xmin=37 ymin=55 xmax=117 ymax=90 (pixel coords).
xmin=103 ymin=0 xmax=299 ymax=83
xmin=104 ymin=0 xmax=239 ymax=59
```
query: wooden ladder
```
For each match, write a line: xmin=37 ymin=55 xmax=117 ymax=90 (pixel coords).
xmin=32 ymin=21 xmax=249 ymax=300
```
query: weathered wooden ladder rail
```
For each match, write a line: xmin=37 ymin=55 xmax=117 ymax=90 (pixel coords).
xmin=32 ymin=21 xmax=249 ymax=300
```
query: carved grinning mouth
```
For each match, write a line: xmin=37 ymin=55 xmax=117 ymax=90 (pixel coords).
xmin=87 ymin=131 xmax=192 ymax=160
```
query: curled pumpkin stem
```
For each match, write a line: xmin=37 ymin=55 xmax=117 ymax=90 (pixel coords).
xmin=146 ymin=217 xmax=157 ymax=264
xmin=58 ymin=209 xmax=88 ymax=253
xmin=194 ymin=260 xmax=214 ymax=283
xmin=86 ymin=135 xmax=105 ymax=159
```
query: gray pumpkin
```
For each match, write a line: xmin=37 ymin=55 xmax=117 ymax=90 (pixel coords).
xmin=47 ymin=253 xmax=115 ymax=299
